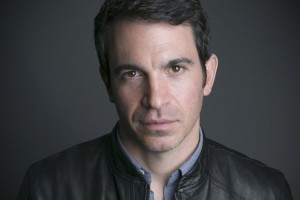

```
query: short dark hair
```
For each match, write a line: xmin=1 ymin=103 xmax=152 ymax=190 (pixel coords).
xmin=94 ymin=0 xmax=211 ymax=85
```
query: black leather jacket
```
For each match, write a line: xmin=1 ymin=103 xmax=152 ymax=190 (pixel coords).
xmin=17 ymin=126 xmax=293 ymax=199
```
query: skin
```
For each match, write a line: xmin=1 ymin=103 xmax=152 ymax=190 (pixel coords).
xmin=102 ymin=20 xmax=218 ymax=199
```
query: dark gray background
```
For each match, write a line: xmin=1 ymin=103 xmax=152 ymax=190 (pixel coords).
xmin=1 ymin=0 xmax=299 ymax=199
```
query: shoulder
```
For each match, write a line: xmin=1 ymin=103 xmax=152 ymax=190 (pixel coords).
xmin=28 ymin=133 xmax=112 ymax=180
xmin=205 ymin=138 xmax=292 ymax=199
xmin=17 ymin=133 xmax=114 ymax=199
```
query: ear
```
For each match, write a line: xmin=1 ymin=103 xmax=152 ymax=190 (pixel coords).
xmin=99 ymin=67 xmax=114 ymax=103
xmin=203 ymin=54 xmax=218 ymax=96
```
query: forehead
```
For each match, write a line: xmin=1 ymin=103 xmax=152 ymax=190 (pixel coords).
xmin=107 ymin=20 xmax=199 ymax=67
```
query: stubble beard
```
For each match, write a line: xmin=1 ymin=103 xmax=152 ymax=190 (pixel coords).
xmin=120 ymin=103 xmax=201 ymax=154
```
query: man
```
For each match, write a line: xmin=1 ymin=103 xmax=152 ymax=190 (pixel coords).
xmin=17 ymin=0 xmax=293 ymax=199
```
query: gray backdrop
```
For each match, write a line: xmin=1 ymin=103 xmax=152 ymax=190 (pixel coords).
xmin=1 ymin=0 xmax=299 ymax=199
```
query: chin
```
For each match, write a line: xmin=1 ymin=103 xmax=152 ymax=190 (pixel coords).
xmin=141 ymin=135 xmax=183 ymax=153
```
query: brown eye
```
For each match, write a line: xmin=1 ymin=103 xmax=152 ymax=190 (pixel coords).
xmin=122 ymin=70 xmax=141 ymax=78
xmin=170 ymin=65 xmax=183 ymax=73
xmin=126 ymin=71 xmax=137 ymax=77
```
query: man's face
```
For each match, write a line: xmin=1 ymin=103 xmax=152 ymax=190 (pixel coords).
xmin=105 ymin=20 xmax=217 ymax=153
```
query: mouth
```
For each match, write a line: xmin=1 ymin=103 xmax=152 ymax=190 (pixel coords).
xmin=139 ymin=119 xmax=177 ymax=130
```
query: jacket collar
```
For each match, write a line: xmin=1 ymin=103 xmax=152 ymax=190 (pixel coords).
xmin=107 ymin=124 xmax=146 ymax=181
xmin=177 ymin=130 xmax=210 ymax=190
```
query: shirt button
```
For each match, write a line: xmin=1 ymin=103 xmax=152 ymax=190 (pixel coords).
xmin=139 ymin=169 xmax=145 ymax=175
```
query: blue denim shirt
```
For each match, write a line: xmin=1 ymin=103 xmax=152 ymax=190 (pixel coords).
xmin=117 ymin=129 xmax=203 ymax=200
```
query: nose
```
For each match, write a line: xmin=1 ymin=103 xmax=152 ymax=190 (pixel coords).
xmin=141 ymin=75 xmax=169 ymax=109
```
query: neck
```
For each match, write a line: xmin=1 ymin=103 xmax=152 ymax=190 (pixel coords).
xmin=119 ymin=122 xmax=200 ymax=185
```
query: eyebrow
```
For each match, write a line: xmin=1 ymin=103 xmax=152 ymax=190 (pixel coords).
xmin=166 ymin=57 xmax=194 ymax=68
xmin=113 ymin=57 xmax=194 ymax=75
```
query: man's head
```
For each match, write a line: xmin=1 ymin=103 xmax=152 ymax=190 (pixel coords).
xmin=94 ymin=0 xmax=218 ymax=153
xmin=94 ymin=0 xmax=211 ymax=87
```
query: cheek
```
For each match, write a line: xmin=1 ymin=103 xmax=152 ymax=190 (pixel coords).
xmin=181 ymin=86 xmax=203 ymax=110
xmin=174 ymin=75 xmax=204 ymax=112
xmin=174 ymin=72 xmax=203 ymax=98
xmin=112 ymin=84 xmax=142 ymax=117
